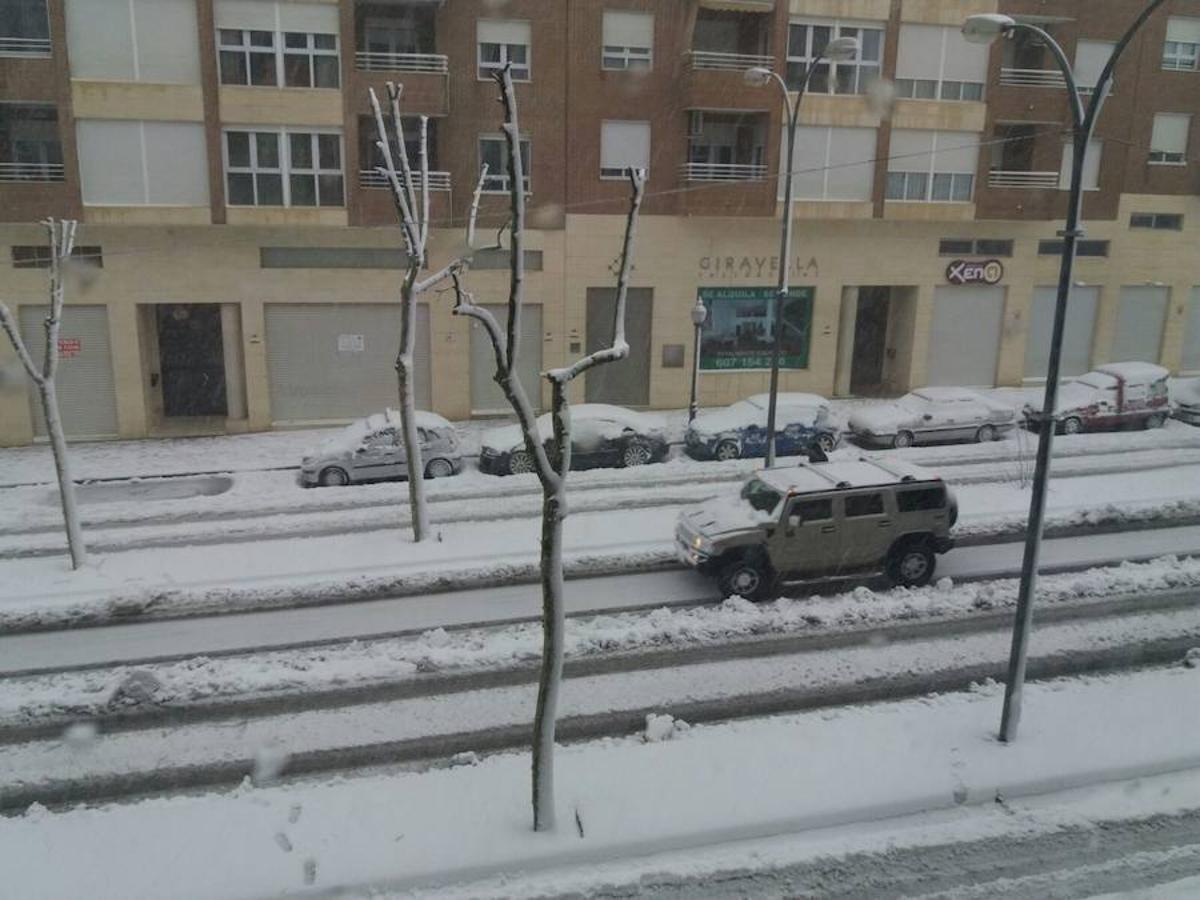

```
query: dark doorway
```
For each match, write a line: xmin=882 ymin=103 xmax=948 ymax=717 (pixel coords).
xmin=585 ymin=287 xmax=652 ymax=406
xmin=850 ymin=287 xmax=890 ymax=395
xmin=156 ymin=304 xmax=228 ymax=417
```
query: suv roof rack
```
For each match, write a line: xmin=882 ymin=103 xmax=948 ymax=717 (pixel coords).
xmin=794 ymin=461 xmax=852 ymax=490
xmin=859 ymin=456 xmax=920 ymax=483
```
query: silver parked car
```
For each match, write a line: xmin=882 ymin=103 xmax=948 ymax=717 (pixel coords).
xmin=848 ymin=387 xmax=1015 ymax=448
xmin=300 ymin=409 xmax=462 ymax=487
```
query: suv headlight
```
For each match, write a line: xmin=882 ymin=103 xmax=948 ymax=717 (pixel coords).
xmin=692 ymin=534 xmax=713 ymax=554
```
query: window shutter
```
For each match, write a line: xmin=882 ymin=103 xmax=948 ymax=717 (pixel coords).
xmin=1166 ymin=17 xmax=1200 ymax=44
xmin=1152 ymin=113 xmax=1191 ymax=154
xmin=478 ymin=19 xmax=531 ymax=46
xmin=133 ymin=0 xmax=201 ymax=83
xmin=888 ymin=129 xmax=934 ymax=172
xmin=144 ymin=122 xmax=210 ymax=204
xmin=895 ymin=24 xmax=941 ymax=81
xmin=214 ymin=0 xmax=276 ymax=30
xmin=65 ymin=0 xmax=135 ymax=80
xmin=932 ymin=131 xmax=978 ymax=174
xmin=1059 ymin=139 xmax=1102 ymax=190
xmin=782 ymin=126 xmax=830 ymax=199
xmin=76 ymin=120 xmax=144 ymax=204
xmin=602 ymin=10 xmax=653 ymax=49
xmin=1073 ymin=40 xmax=1114 ymax=88
xmin=601 ymin=120 xmax=651 ymax=173
xmin=942 ymin=27 xmax=989 ymax=82
xmin=825 ymin=127 xmax=876 ymax=200
xmin=277 ymin=2 xmax=339 ymax=34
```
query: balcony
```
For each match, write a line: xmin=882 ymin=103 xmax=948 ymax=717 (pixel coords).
xmin=359 ymin=168 xmax=450 ymax=190
xmin=0 ymin=161 xmax=64 ymax=182
xmin=680 ymin=162 xmax=766 ymax=182
xmin=0 ymin=36 xmax=51 ymax=57
xmin=354 ymin=50 xmax=446 ymax=73
xmin=987 ymin=169 xmax=1058 ymax=189
xmin=998 ymin=67 xmax=1066 ymax=89
xmin=687 ymin=50 xmax=773 ymax=72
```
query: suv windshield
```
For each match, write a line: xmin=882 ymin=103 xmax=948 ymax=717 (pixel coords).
xmin=741 ymin=478 xmax=782 ymax=514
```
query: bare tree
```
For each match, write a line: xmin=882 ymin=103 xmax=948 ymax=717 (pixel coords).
xmin=449 ymin=66 xmax=645 ymax=831
xmin=0 ymin=219 xmax=87 ymax=569
xmin=368 ymin=83 xmax=480 ymax=542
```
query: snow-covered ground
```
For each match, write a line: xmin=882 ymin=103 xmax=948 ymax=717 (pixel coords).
xmin=3 ymin=665 xmax=1199 ymax=899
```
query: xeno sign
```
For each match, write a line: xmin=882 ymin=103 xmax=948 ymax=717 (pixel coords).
xmin=946 ymin=259 xmax=1004 ymax=285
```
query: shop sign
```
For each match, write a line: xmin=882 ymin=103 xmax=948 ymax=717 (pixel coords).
xmin=57 ymin=337 xmax=81 ymax=358
xmin=946 ymin=258 xmax=1004 ymax=286
xmin=699 ymin=255 xmax=819 ymax=281
xmin=697 ymin=286 xmax=813 ymax=371
xmin=337 ymin=334 xmax=365 ymax=353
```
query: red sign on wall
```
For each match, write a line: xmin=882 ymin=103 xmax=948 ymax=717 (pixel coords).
xmin=58 ymin=338 xmax=82 ymax=358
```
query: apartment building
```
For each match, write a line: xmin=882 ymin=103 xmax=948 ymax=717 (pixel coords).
xmin=2 ymin=0 xmax=1199 ymax=446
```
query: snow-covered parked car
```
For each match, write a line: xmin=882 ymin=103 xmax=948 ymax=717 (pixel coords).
xmin=1025 ymin=362 xmax=1170 ymax=435
xmin=478 ymin=403 xmax=669 ymax=475
xmin=300 ymin=409 xmax=462 ymax=487
xmin=685 ymin=393 xmax=839 ymax=461
xmin=1173 ymin=378 xmax=1200 ymax=426
xmin=848 ymin=387 xmax=1016 ymax=448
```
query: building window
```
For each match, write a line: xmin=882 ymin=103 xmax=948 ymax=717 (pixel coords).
xmin=12 ymin=245 xmax=103 ymax=268
xmin=938 ymin=239 xmax=1013 ymax=257
xmin=938 ymin=238 xmax=973 ymax=256
xmin=778 ymin=125 xmax=876 ymax=201
xmin=1130 ymin=212 xmax=1184 ymax=230
xmin=479 ymin=135 xmax=531 ymax=193
xmin=1163 ymin=17 xmax=1200 ymax=71
xmin=1 ymin=0 xmax=51 ymax=56
xmin=66 ymin=0 xmax=200 ymax=83
xmin=786 ymin=19 xmax=883 ymax=94
xmin=1150 ymin=113 xmax=1190 ymax=164
xmin=214 ymin=1 xmax=340 ymax=88
xmin=477 ymin=19 xmax=530 ymax=81
xmin=600 ymin=120 xmax=650 ymax=179
xmin=601 ymin=10 xmax=652 ymax=70
xmin=1058 ymin=139 xmax=1102 ymax=190
xmin=1074 ymin=40 xmax=1116 ymax=92
xmin=0 ymin=102 xmax=63 ymax=182
xmin=224 ymin=129 xmax=344 ymax=207
xmin=283 ymin=32 xmax=339 ymax=88
xmin=76 ymin=119 xmax=209 ymax=205
xmin=887 ymin=129 xmax=978 ymax=202
xmin=895 ymin=24 xmax=986 ymax=102
xmin=1038 ymin=239 xmax=1109 ymax=257
xmin=219 ymin=29 xmax=278 ymax=85
xmin=975 ymin=239 xmax=1013 ymax=257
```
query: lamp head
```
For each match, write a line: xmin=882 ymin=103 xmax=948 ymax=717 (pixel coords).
xmin=823 ymin=36 xmax=859 ymax=61
xmin=962 ymin=13 xmax=1016 ymax=44
xmin=743 ymin=66 xmax=773 ymax=87
xmin=690 ymin=300 xmax=708 ymax=327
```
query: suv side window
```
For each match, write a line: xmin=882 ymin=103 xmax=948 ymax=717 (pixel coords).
xmin=897 ymin=486 xmax=945 ymax=512
xmin=844 ymin=492 xmax=885 ymax=517
xmin=791 ymin=498 xmax=832 ymax=521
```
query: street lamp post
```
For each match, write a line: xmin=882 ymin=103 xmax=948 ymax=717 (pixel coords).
xmin=745 ymin=36 xmax=859 ymax=467
xmin=688 ymin=298 xmax=707 ymax=424
xmin=962 ymin=1 xmax=1167 ymax=743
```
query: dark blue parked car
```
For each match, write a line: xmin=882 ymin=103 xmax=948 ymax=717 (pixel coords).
xmin=685 ymin=393 xmax=839 ymax=461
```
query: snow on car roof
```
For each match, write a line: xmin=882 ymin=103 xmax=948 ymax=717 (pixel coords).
xmin=756 ymin=457 xmax=939 ymax=495
xmin=376 ymin=409 xmax=453 ymax=431
xmin=746 ymin=392 xmax=829 ymax=410
xmin=569 ymin=403 xmax=647 ymax=423
xmin=1096 ymin=362 xmax=1169 ymax=382
xmin=912 ymin=386 xmax=979 ymax=402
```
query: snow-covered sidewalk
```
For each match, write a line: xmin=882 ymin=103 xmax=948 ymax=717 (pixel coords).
xmin=3 ymin=665 xmax=1199 ymax=899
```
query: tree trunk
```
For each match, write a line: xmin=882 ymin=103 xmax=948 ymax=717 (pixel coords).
xmin=41 ymin=380 xmax=86 ymax=569
xmin=532 ymin=477 xmax=566 ymax=832
xmin=396 ymin=275 xmax=428 ymax=543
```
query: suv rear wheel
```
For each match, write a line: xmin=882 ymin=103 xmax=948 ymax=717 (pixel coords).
xmin=717 ymin=555 xmax=777 ymax=601
xmin=886 ymin=540 xmax=936 ymax=588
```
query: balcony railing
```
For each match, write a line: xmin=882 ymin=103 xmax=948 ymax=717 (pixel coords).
xmin=359 ymin=169 xmax=451 ymax=190
xmin=998 ymin=67 xmax=1067 ymax=88
xmin=987 ymin=169 xmax=1059 ymax=189
xmin=688 ymin=50 xmax=774 ymax=72
xmin=355 ymin=51 xmax=448 ymax=73
xmin=0 ymin=36 xmax=52 ymax=56
xmin=0 ymin=162 xmax=65 ymax=183
xmin=680 ymin=162 xmax=767 ymax=182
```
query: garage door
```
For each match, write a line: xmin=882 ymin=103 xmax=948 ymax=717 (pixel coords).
xmin=1183 ymin=287 xmax=1200 ymax=373
xmin=470 ymin=303 xmax=542 ymax=414
xmin=1111 ymin=286 xmax=1168 ymax=364
xmin=927 ymin=285 xmax=1005 ymax=387
xmin=585 ymin=287 xmax=651 ymax=406
xmin=1024 ymin=285 xmax=1098 ymax=381
xmin=19 ymin=304 xmax=118 ymax=438
xmin=264 ymin=303 xmax=431 ymax=423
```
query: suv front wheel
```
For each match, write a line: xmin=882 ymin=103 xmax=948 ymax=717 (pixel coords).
xmin=717 ymin=555 xmax=778 ymax=601
xmin=886 ymin=540 xmax=936 ymax=588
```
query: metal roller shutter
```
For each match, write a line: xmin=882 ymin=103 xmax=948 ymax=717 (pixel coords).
xmin=1112 ymin=286 xmax=1168 ymax=364
xmin=585 ymin=287 xmax=651 ymax=406
xmin=927 ymin=285 xmax=1005 ymax=387
xmin=264 ymin=303 xmax=431 ymax=423
xmin=1024 ymin=285 xmax=1098 ymax=381
xmin=1183 ymin=288 xmax=1200 ymax=373
xmin=470 ymin=303 xmax=542 ymax=414
xmin=19 ymin=304 xmax=118 ymax=438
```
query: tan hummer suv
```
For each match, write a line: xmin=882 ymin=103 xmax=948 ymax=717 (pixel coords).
xmin=676 ymin=458 xmax=956 ymax=600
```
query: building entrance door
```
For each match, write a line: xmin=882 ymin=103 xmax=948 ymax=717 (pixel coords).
xmin=850 ymin=287 xmax=890 ymax=395
xmin=585 ymin=287 xmax=652 ymax=406
xmin=156 ymin=304 xmax=227 ymax=417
